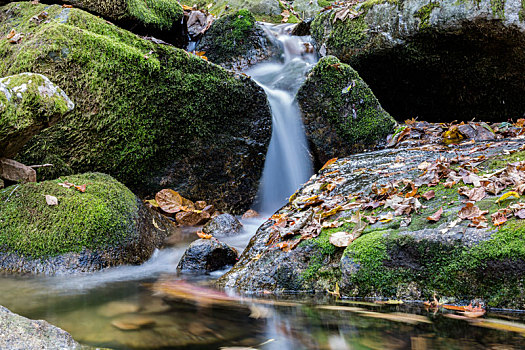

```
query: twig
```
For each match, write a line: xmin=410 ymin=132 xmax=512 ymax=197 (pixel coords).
xmin=28 ymin=163 xmax=53 ymax=169
xmin=4 ymin=185 xmax=19 ymax=203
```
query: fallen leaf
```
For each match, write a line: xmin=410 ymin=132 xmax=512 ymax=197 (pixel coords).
xmin=427 ymin=207 xmax=443 ymax=222
xmin=45 ymin=195 xmax=58 ymax=206
xmin=144 ymin=199 xmax=159 ymax=207
xmin=491 ymin=211 xmax=508 ymax=226
xmin=156 ymin=189 xmax=183 ymax=214
xmin=6 ymin=29 xmax=15 ymax=40
xmin=495 ymin=191 xmax=520 ymax=204
xmin=329 ymin=231 xmax=358 ymax=247
xmin=197 ymin=231 xmax=212 ymax=239
xmin=458 ymin=186 xmax=486 ymax=202
xmin=515 ymin=209 xmax=525 ymax=219
xmin=74 ymin=184 xmax=86 ymax=193
xmin=458 ymin=203 xmax=486 ymax=220
xmin=321 ymin=158 xmax=338 ymax=170
xmin=378 ymin=212 xmax=394 ymax=223
xmin=421 ymin=190 xmax=435 ymax=200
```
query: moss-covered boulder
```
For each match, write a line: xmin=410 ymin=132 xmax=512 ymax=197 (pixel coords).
xmin=0 ymin=172 xmax=177 ymax=274
xmin=196 ymin=9 xmax=278 ymax=70
xmin=218 ymin=139 xmax=525 ymax=309
xmin=297 ymin=56 xmax=395 ymax=165
xmin=0 ymin=2 xmax=272 ymax=213
xmin=0 ymin=72 xmax=74 ymax=158
xmin=0 ymin=0 xmax=184 ymax=33
xmin=195 ymin=0 xmax=282 ymax=21
xmin=310 ymin=0 xmax=525 ymax=122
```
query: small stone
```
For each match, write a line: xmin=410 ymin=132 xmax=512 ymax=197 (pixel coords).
xmin=202 ymin=213 xmax=243 ymax=237
xmin=195 ymin=200 xmax=207 ymax=210
xmin=177 ymin=238 xmax=238 ymax=272
xmin=97 ymin=301 xmax=140 ymax=318
xmin=111 ymin=315 xmax=155 ymax=331
xmin=242 ymin=209 xmax=260 ymax=219
xmin=0 ymin=158 xmax=36 ymax=183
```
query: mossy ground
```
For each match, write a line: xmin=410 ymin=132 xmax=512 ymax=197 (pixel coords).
xmin=0 ymin=173 xmax=138 ymax=258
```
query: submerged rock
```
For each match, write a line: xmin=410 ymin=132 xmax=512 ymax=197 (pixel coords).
xmin=0 ymin=305 xmax=79 ymax=349
xmin=196 ymin=9 xmax=278 ymax=70
xmin=218 ymin=138 xmax=525 ymax=309
xmin=177 ymin=238 xmax=238 ymax=272
xmin=311 ymin=0 xmax=525 ymax=122
xmin=203 ymin=213 xmax=243 ymax=237
xmin=0 ymin=2 xmax=271 ymax=213
xmin=0 ymin=73 xmax=74 ymax=159
xmin=0 ymin=172 xmax=177 ymax=274
xmin=297 ymin=56 xmax=396 ymax=165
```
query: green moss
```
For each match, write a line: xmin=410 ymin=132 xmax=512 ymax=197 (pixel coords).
xmin=297 ymin=56 xmax=396 ymax=150
xmin=127 ymin=0 xmax=183 ymax=29
xmin=482 ymin=150 xmax=525 ymax=170
xmin=490 ymin=0 xmax=505 ymax=18
xmin=414 ymin=2 xmax=440 ymax=29
xmin=359 ymin=0 xmax=398 ymax=12
xmin=0 ymin=3 xmax=268 ymax=204
xmin=520 ymin=0 xmax=525 ymax=21
xmin=300 ymin=229 xmax=339 ymax=282
xmin=317 ymin=0 xmax=332 ymax=7
xmin=0 ymin=173 xmax=138 ymax=258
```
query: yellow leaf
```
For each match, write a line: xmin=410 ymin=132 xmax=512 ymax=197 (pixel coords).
xmin=495 ymin=191 xmax=520 ymax=203
xmin=145 ymin=199 xmax=159 ymax=207
xmin=321 ymin=205 xmax=342 ymax=218
xmin=378 ymin=212 xmax=394 ymax=223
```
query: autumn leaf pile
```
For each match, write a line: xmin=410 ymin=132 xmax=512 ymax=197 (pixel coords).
xmin=267 ymin=141 xmax=525 ymax=252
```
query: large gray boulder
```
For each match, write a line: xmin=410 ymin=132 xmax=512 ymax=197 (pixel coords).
xmin=0 ymin=305 xmax=80 ymax=349
xmin=311 ymin=0 xmax=525 ymax=122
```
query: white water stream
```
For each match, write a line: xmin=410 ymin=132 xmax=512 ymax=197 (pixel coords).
xmin=250 ymin=24 xmax=316 ymax=214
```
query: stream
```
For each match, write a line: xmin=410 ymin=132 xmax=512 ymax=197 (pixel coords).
xmin=0 ymin=24 xmax=524 ymax=350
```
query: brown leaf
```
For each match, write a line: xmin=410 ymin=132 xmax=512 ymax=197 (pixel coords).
xmin=458 ymin=203 xmax=486 ymax=220
xmin=321 ymin=158 xmax=338 ymax=170
xmin=427 ymin=207 xmax=443 ymax=222
xmin=458 ymin=186 xmax=486 ymax=202
xmin=421 ymin=190 xmax=435 ymax=200
xmin=74 ymin=184 xmax=86 ymax=193
xmin=197 ymin=231 xmax=212 ymax=239
xmin=491 ymin=211 xmax=508 ymax=226
xmin=155 ymin=189 xmax=183 ymax=214
xmin=329 ymin=231 xmax=358 ymax=247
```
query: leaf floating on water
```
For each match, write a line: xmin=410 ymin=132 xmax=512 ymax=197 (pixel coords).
xmin=45 ymin=195 xmax=58 ymax=206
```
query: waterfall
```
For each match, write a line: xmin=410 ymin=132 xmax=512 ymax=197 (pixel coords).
xmin=247 ymin=24 xmax=318 ymax=214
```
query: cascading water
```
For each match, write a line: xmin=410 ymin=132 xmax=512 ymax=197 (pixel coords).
xmin=248 ymin=24 xmax=318 ymax=214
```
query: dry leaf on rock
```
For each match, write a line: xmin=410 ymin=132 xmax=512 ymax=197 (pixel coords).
xmin=155 ymin=189 xmax=183 ymax=214
xmin=427 ymin=207 xmax=443 ymax=222
xmin=458 ymin=203 xmax=486 ymax=220
xmin=45 ymin=195 xmax=58 ymax=206
xmin=329 ymin=231 xmax=357 ymax=247
xmin=421 ymin=190 xmax=435 ymax=200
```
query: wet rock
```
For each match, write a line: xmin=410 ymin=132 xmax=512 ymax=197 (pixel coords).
xmin=175 ymin=210 xmax=210 ymax=226
xmin=98 ymin=301 xmax=140 ymax=318
xmin=457 ymin=123 xmax=495 ymax=141
xmin=203 ymin=213 xmax=243 ymax=236
xmin=177 ymin=238 xmax=238 ymax=272
xmin=196 ymin=9 xmax=279 ymax=70
xmin=291 ymin=19 xmax=312 ymax=36
xmin=242 ymin=209 xmax=260 ymax=219
xmin=0 ymin=73 xmax=74 ymax=159
xmin=0 ymin=158 xmax=36 ymax=183
xmin=311 ymin=0 xmax=525 ymax=122
xmin=218 ymin=139 xmax=525 ymax=309
xmin=0 ymin=172 xmax=178 ymax=274
xmin=297 ymin=56 xmax=396 ymax=165
xmin=111 ymin=315 xmax=156 ymax=331
xmin=186 ymin=10 xmax=213 ymax=39
xmin=0 ymin=305 xmax=79 ymax=349
xmin=0 ymin=3 xmax=271 ymax=213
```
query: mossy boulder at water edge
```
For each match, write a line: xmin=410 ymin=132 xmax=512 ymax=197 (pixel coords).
xmin=0 ymin=72 xmax=74 ymax=158
xmin=310 ymin=0 xmax=525 ymax=121
xmin=0 ymin=2 xmax=272 ymax=213
xmin=297 ymin=56 xmax=396 ymax=165
xmin=218 ymin=141 xmax=525 ymax=309
xmin=0 ymin=172 xmax=177 ymax=274
xmin=196 ymin=9 xmax=278 ymax=70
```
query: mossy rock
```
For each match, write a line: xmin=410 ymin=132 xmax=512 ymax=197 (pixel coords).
xmin=0 ymin=0 xmax=184 ymax=32
xmin=196 ymin=9 xmax=278 ymax=70
xmin=297 ymin=56 xmax=396 ymax=165
xmin=0 ymin=2 xmax=271 ymax=213
xmin=310 ymin=0 xmax=525 ymax=122
xmin=0 ymin=172 xmax=177 ymax=274
xmin=0 ymin=72 xmax=74 ymax=158
xmin=218 ymin=141 xmax=525 ymax=309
